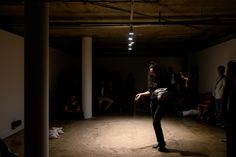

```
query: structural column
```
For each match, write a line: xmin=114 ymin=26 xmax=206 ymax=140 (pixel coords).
xmin=24 ymin=1 xmax=49 ymax=157
xmin=82 ymin=37 xmax=93 ymax=119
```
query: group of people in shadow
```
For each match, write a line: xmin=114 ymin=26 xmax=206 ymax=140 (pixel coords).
xmin=176 ymin=65 xmax=227 ymax=128
xmin=134 ymin=60 xmax=236 ymax=155
xmin=53 ymin=62 xmax=229 ymax=125
xmin=50 ymin=69 xmax=136 ymax=120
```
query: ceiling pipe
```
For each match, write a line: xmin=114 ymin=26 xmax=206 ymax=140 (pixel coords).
xmin=90 ymin=1 xmax=155 ymax=19
xmin=2 ymin=19 xmax=236 ymax=29
xmin=56 ymin=0 xmax=160 ymax=3
xmin=0 ymin=0 xmax=160 ymax=5
xmin=50 ymin=19 xmax=236 ymax=26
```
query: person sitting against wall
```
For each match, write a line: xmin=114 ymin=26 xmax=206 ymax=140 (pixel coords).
xmin=178 ymin=92 xmax=215 ymax=121
xmin=64 ymin=95 xmax=84 ymax=119
xmin=97 ymin=80 xmax=114 ymax=113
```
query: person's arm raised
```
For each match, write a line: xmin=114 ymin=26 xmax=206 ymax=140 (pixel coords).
xmin=134 ymin=91 xmax=150 ymax=102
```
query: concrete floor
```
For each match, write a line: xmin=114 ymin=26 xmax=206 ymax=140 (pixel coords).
xmin=4 ymin=113 xmax=226 ymax=157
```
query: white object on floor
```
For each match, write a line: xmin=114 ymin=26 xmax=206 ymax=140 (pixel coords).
xmin=49 ymin=127 xmax=64 ymax=139
xmin=49 ymin=129 xmax=60 ymax=139
xmin=52 ymin=127 xmax=64 ymax=134
xmin=183 ymin=109 xmax=199 ymax=117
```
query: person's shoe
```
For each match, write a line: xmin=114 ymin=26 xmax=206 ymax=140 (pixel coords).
xmin=158 ymin=147 xmax=169 ymax=152
xmin=152 ymin=144 xmax=160 ymax=148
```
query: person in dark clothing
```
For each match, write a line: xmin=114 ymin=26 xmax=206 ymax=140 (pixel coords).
xmin=134 ymin=61 xmax=168 ymax=152
xmin=0 ymin=139 xmax=18 ymax=157
xmin=180 ymin=65 xmax=199 ymax=109
xmin=97 ymin=80 xmax=114 ymax=112
xmin=214 ymin=65 xmax=226 ymax=127
xmin=64 ymin=95 xmax=84 ymax=119
xmin=223 ymin=61 xmax=236 ymax=157
xmin=166 ymin=66 xmax=178 ymax=95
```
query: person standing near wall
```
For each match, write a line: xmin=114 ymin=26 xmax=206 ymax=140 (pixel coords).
xmin=223 ymin=61 xmax=236 ymax=157
xmin=97 ymin=80 xmax=114 ymax=113
xmin=213 ymin=65 xmax=226 ymax=127
xmin=134 ymin=61 xmax=168 ymax=152
xmin=180 ymin=65 xmax=199 ymax=109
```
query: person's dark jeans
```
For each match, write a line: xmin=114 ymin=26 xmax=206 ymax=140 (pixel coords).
xmin=150 ymin=98 xmax=166 ymax=147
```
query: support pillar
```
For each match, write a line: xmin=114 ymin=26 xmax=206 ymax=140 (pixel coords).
xmin=82 ymin=37 xmax=93 ymax=119
xmin=24 ymin=1 xmax=49 ymax=157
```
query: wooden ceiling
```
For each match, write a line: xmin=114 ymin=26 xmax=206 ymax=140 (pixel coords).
xmin=1 ymin=0 xmax=236 ymax=56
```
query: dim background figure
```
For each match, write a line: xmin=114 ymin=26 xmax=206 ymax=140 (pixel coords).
xmin=64 ymin=95 xmax=84 ymax=119
xmin=97 ymin=80 xmax=114 ymax=113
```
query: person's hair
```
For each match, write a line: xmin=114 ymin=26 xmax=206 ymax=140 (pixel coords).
xmin=227 ymin=61 xmax=236 ymax=77
xmin=217 ymin=65 xmax=225 ymax=75
xmin=149 ymin=61 xmax=158 ymax=73
xmin=147 ymin=61 xmax=161 ymax=87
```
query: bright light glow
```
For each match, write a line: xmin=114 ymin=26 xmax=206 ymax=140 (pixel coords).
xmin=128 ymin=42 xmax=135 ymax=47
xmin=129 ymin=32 xmax=134 ymax=35
xmin=127 ymin=25 xmax=134 ymax=51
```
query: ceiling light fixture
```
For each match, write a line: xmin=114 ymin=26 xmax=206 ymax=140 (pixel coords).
xmin=128 ymin=0 xmax=134 ymax=51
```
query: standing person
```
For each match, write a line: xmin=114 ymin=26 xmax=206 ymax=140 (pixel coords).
xmin=166 ymin=66 xmax=178 ymax=94
xmin=135 ymin=61 xmax=168 ymax=152
xmin=223 ymin=61 xmax=236 ymax=157
xmin=180 ymin=65 xmax=199 ymax=109
xmin=179 ymin=71 xmax=188 ymax=90
xmin=213 ymin=65 xmax=226 ymax=127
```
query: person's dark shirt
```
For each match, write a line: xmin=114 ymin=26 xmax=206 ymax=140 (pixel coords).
xmin=66 ymin=100 xmax=80 ymax=112
xmin=148 ymin=72 xmax=159 ymax=99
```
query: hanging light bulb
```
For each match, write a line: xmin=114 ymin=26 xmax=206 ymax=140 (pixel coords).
xmin=129 ymin=32 xmax=134 ymax=35
xmin=127 ymin=0 xmax=135 ymax=52
xmin=128 ymin=26 xmax=135 ymax=51
xmin=129 ymin=26 xmax=134 ymax=36
xmin=128 ymin=41 xmax=135 ymax=47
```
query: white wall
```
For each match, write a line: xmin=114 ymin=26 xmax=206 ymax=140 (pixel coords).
xmin=0 ymin=29 xmax=75 ymax=137
xmin=0 ymin=29 xmax=24 ymax=138
xmin=189 ymin=38 xmax=236 ymax=93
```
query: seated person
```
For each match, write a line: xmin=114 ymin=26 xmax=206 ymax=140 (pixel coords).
xmin=178 ymin=93 xmax=215 ymax=120
xmin=179 ymin=108 xmax=200 ymax=117
xmin=97 ymin=80 xmax=113 ymax=112
xmin=197 ymin=93 xmax=215 ymax=120
xmin=98 ymin=97 xmax=113 ymax=112
xmin=64 ymin=95 xmax=84 ymax=119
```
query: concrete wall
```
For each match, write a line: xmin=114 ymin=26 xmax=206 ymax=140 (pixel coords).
xmin=189 ymin=38 xmax=236 ymax=93
xmin=0 ymin=29 xmax=24 ymax=138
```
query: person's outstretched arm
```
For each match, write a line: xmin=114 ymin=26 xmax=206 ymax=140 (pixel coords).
xmin=134 ymin=91 xmax=150 ymax=102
